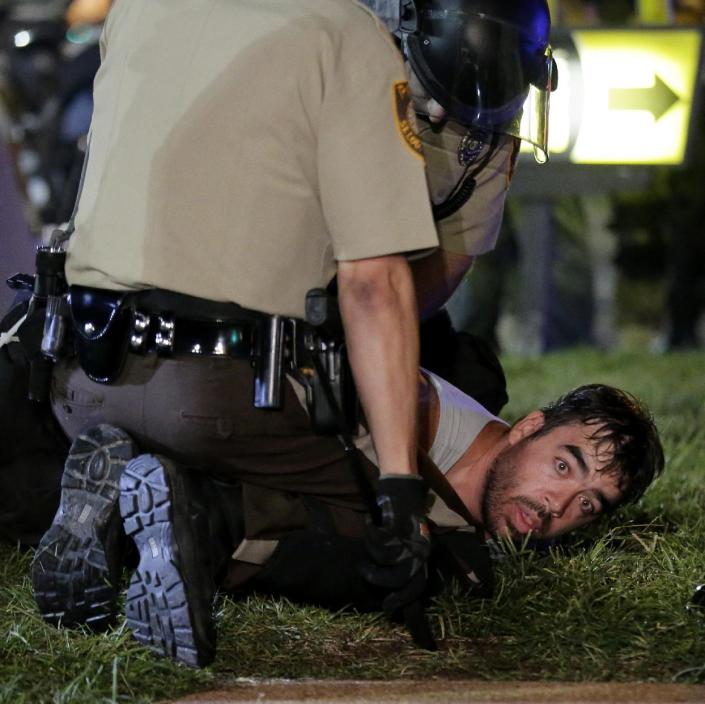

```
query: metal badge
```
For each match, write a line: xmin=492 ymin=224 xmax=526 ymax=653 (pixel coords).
xmin=457 ymin=129 xmax=490 ymax=166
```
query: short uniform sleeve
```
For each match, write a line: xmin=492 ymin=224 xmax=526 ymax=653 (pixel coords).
xmin=422 ymin=124 xmax=520 ymax=257
xmin=317 ymin=15 xmax=438 ymax=261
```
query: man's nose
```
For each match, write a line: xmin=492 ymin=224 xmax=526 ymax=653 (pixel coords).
xmin=545 ymin=492 xmax=574 ymax=518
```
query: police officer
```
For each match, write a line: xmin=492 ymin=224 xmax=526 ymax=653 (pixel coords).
xmin=31 ymin=0 xmax=439 ymax=666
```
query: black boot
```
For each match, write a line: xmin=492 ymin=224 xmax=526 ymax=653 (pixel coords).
xmin=31 ymin=424 xmax=137 ymax=631
xmin=119 ymin=455 xmax=237 ymax=668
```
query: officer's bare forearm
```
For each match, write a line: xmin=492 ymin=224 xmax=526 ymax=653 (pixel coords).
xmin=411 ymin=249 xmax=475 ymax=320
xmin=338 ymin=256 xmax=419 ymax=477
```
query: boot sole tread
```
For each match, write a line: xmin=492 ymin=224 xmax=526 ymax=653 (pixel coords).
xmin=119 ymin=455 xmax=214 ymax=668
xmin=32 ymin=425 xmax=135 ymax=631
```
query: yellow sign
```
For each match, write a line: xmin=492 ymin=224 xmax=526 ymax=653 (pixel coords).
xmin=636 ymin=0 xmax=672 ymax=24
xmin=522 ymin=29 xmax=703 ymax=165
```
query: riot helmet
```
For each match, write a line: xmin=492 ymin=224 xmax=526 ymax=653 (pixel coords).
xmin=360 ymin=0 xmax=557 ymax=163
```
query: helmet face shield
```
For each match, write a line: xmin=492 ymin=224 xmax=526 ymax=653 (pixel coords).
xmin=402 ymin=1 xmax=556 ymax=162
xmin=514 ymin=47 xmax=556 ymax=164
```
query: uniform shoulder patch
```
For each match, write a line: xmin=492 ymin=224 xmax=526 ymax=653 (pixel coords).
xmin=393 ymin=81 xmax=425 ymax=161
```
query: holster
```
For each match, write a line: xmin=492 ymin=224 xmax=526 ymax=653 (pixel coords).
xmin=302 ymin=288 xmax=359 ymax=435
xmin=70 ymin=285 xmax=130 ymax=383
xmin=305 ymin=342 xmax=358 ymax=435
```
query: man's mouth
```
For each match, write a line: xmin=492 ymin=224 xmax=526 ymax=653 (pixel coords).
xmin=511 ymin=503 xmax=543 ymax=536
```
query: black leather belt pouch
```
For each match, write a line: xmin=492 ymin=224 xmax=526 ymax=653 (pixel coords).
xmin=70 ymin=286 xmax=129 ymax=384
xmin=305 ymin=345 xmax=359 ymax=435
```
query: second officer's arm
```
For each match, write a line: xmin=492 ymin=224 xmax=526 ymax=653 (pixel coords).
xmin=411 ymin=249 xmax=474 ymax=321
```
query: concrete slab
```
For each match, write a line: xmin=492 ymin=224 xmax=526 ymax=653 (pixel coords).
xmin=166 ymin=679 xmax=705 ymax=704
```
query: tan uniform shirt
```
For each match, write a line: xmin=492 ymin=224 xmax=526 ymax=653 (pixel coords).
xmin=422 ymin=125 xmax=519 ymax=256
xmin=66 ymin=0 xmax=438 ymax=318
xmin=409 ymin=67 xmax=519 ymax=257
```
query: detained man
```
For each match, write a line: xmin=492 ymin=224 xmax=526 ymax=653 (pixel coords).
xmin=227 ymin=378 xmax=664 ymax=619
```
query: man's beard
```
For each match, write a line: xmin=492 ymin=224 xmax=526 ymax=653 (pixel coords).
xmin=480 ymin=443 xmax=521 ymax=534
xmin=480 ymin=439 xmax=546 ymax=537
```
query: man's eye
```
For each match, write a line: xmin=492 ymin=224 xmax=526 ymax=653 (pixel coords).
xmin=579 ymin=496 xmax=595 ymax=515
xmin=556 ymin=460 xmax=569 ymax=475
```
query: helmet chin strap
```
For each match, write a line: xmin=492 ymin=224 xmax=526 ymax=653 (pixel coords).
xmin=431 ymin=131 xmax=501 ymax=223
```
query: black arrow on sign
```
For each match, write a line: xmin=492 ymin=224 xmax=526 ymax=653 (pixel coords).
xmin=608 ymin=74 xmax=681 ymax=121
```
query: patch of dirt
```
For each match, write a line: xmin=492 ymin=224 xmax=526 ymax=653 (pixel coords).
xmin=165 ymin=679 xmax=705 ymax=704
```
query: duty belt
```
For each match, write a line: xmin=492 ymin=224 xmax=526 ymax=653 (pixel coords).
xmin=68 ymin=286 xmax=267 ymax=389
xmin=64 ymin=286 xmax=354 ymax=418
xmin=126 ymin=311 xmax=253 ymax=359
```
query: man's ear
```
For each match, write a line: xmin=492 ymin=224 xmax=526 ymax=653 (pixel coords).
xmin=508 ymin=410 xmax=545 ymax=446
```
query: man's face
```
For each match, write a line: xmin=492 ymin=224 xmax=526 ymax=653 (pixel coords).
xmin=481 ymin=417 xmax=623 ymax=541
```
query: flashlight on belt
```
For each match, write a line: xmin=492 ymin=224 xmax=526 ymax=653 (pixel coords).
xmin=254 ymin=314 xmax=285 ymax=409
xmin=28 ymin=238 xmax=69 ymax=402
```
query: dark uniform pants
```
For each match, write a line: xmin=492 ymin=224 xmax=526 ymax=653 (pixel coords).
xmin=51 ymin=353 xmax=372 ymax=537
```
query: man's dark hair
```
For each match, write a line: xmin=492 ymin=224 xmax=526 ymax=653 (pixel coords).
xmin=533 ymin=384 xmax=664 ymax=507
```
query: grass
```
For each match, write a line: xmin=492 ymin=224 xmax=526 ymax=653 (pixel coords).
xmin=2 ymin=349 xmax=705 ymax=702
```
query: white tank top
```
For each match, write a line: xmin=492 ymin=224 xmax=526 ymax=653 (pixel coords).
xmin=424 ymin=369 xmax=507 ymax=474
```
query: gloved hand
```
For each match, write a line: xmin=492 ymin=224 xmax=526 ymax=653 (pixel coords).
xmin=360 ymin=475 xmax=431 ymax=616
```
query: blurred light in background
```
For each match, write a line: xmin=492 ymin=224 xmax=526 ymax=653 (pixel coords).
xmin=14 ymin=31 xmax=32 ymax=49
xmin=521 ymin=29 xmax=703 ymax=165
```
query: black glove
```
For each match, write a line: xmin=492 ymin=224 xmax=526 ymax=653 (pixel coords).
xmin=360 ymin=475 xmax=431 ymax=616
